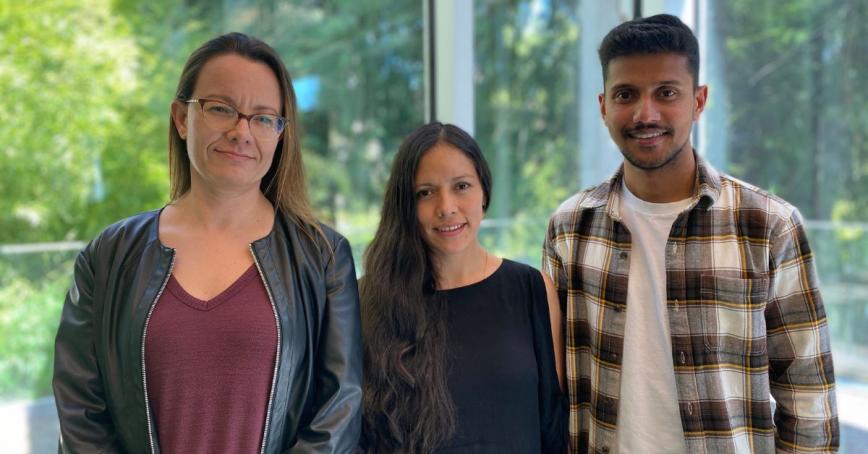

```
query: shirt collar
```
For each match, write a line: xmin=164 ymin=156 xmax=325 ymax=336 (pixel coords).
xmin=579 ymin=150 xmax=721 ymax=221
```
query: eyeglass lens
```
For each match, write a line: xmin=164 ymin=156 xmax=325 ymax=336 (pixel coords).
xmin=200 ymin=100 xmax=284 ymax=139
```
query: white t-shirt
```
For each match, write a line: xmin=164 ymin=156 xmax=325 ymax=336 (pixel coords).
xmin=615 ymin=181 xmax=692 ymax=454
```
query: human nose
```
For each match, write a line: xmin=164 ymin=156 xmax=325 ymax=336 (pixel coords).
xmin=225 ymin=114 xmax=254 ymax=143
xmin=435 ymin=192 xmax=457 ymax=218
xmin=633 ymin=95 xmax=661 ymax=123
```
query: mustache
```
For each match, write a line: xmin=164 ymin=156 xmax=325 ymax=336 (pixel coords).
xmin=623 ymin=123 xmax=672 ymax=135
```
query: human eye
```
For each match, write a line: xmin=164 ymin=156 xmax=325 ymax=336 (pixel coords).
xmin=415 ymin=188 xmax=433 ymax=199
xmin=253 ymin=115 xmax=276 ymax=127
xmin=612 ymin=89 xmax=634 ymax=103
xmin=205 ymin=102 xmax=235 ymax=117
xmin=658 ymin=87 xmax=679 ymax=99
xmin=455 ymin=181 xmax=471 ymax=191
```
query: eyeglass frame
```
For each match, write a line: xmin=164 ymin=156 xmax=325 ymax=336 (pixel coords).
xmin=184 ymin=97 xmax=287 ymax=140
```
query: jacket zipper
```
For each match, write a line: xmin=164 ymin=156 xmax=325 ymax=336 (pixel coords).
xmin=250 ymin=244 xmax=282 ymax=454
xmin=141 ymin=250 xmax=175 ymax=454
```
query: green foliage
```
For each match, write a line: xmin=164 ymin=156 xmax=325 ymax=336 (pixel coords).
xmin=714 ymin=0 xmax=868 ymax=221
xmin=0 ymin=253 xmax=73 ymax=398
xmin=0 ymin=0 xmax=235 ymax=244
xmin=0 ymin=0 xmax=149 ymax=242
xmin=473 ymin=0 xmax=581 ymax=259
xmin=246 ymin=0 xmax=426 ymax=222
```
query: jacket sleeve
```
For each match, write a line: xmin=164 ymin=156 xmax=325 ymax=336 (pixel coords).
xmin=52 ymin=244 xmax=122 ymax=453
xmin=766 ymin=209 xmax=839 ymax=453
xmin=289 ymin=235 xmax=363 ymax=453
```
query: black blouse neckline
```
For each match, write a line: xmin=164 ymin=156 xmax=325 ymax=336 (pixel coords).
xmin=437 ymin=259 xmax=508 ymax=294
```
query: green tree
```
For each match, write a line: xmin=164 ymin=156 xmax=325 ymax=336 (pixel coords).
xmin=714 ymin=0 xmax=867 ymax=222
xmin=474 ymin=0 xmax=581 ymax=261
xmin=0 ymin=0 xmax=164 ymax=243
xmin=230 ymin=0 xmax=426 ymax=224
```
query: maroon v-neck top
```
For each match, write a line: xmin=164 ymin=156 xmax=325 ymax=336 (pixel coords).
xmin=144 ymin=264 xmax=278 ymax=453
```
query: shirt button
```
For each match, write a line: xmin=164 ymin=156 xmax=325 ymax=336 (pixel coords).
xmin=601 ymin=447 xmax=610 ymax=454
xmin=680 ymin=351 xmax=687 ymax=365
xmin=619 ymin=251 xmax=628 ymax=259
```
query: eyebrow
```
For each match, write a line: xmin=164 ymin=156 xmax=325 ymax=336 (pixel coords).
xmin=609 ymin=80 xmax=685 ymax=91
xmin=415 ymin=174 xmax=477 ymax=186
xmin=201 ymin=94 xmax=281 ymax=114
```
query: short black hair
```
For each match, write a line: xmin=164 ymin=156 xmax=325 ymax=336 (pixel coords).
xmin=598 ymin=14 xmax=699 ymax=87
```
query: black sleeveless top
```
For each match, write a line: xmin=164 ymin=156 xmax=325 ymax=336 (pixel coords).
xmin=437 ymin=259 xmax=566 ymax=453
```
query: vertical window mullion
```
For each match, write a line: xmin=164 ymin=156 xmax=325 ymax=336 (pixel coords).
xmin=424 ymin=0 xmax=475 ymax=135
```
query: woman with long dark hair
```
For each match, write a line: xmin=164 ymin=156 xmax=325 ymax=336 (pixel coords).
xmin=52 ymin=33 xmax=362 ymax=453
xmin=360 ymin=122 xmax=565 ymax=453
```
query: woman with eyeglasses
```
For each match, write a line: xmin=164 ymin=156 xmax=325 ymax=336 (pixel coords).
xmin=359 ymin=122 xmax=566 ymax=453
xmin=52 ymin=33 xmax=362 ymax=453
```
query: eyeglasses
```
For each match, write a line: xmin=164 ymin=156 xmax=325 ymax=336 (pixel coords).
xmin=185 ymin=98 xmax=287 ymax=140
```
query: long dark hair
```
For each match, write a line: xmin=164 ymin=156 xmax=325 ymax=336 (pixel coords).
xmin=360 ymin=122 xmax=492 ymax=453
xmin=169 ymin=32 xmax=320 ymax=235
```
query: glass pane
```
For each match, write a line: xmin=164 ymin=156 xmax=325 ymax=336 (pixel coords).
xmin=473 ymin=0 xmax=631 ymax=264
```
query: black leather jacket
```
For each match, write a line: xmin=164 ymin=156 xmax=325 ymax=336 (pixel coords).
xmin=53 ymin=209 xmax=362 ymax=453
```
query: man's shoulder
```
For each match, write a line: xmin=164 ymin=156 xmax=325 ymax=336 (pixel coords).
xmin=549 ymin=182 xmax=610 ymax=225
xmin=716 ymin=172 xmax=800 ymax=221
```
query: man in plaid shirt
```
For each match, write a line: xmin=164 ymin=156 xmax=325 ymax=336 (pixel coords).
xmin=543 ymin=14 xmax=838 ymax=454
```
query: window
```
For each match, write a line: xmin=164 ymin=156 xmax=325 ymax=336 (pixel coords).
xmin=473 ymin=0 xmax=631 ymax=263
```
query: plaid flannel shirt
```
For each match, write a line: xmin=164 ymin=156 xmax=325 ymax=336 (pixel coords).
xmin=543 ymin=154 xmax=838 ymax=453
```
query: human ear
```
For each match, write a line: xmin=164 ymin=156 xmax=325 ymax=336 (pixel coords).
xmin=693 ymin=85 xmax=709 ymax=121
xmin=598 ymin=92 xmax=607 ymax=120
xmin=170 ymin=100 xmax=189 ymax=139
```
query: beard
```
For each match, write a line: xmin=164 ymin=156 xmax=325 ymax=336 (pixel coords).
xmin=620 ymin=141 xmax=688 ymax=170
xmin=617 ymin=124 xmax=690 ymax=171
